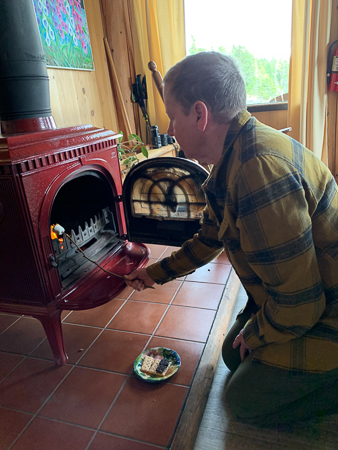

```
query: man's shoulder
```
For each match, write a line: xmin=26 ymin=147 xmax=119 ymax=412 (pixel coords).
xmin=230 ymin=123 xmax=334 ymax=195
xmin=239 ymin=121 xmax=330 ymax=177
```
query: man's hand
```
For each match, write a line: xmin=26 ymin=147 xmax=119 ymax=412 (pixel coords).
xmin=124 ymin=268 xmax=155 ymax=291
xmin=233 ymin=329 xmax=252 ymax=361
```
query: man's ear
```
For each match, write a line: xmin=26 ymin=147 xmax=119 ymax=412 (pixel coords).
xmin=193 ymin=101 xmax=208 ymax=131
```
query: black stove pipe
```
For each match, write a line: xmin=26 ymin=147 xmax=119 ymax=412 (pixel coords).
xmin=0 ymin=0 xmax=53 ymax=125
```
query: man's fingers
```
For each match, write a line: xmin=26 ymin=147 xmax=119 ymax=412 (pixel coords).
xmin=124 ymin=272 xmax=139 ymax=281
xmin=134 ymin=282 xmax=144 ymax=292
xmin=232 ymin=328 xmax=252 ymax=361
xmin=232 ymin=334 xmax=240 ymax=349
xmin=125 ymin=278 xmax=144 ymax=291
xmin=240 ymin=344 xmax=246 ymax=361
xmin=124 ymin=269 xmax=146 ymax=291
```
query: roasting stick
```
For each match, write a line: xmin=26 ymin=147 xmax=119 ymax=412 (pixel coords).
xmin=52 ymin=225 xmax=154 ymax=289
xmin=65 ymin=233 xmax=155 ymax=290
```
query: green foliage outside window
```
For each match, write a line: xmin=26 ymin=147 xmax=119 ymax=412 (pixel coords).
xmin=188 ymin=37 xmax=289 ymax=105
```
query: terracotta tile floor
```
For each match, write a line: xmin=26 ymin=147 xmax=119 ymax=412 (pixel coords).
xmin=0 ymin=245 xmax=231 ymax=450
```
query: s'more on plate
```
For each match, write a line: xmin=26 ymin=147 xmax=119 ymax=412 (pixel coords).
xmin=141 ymin=355 xmax=172 ymax=377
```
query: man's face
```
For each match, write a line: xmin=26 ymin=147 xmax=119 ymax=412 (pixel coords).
xmin=164 ymin=89 xmax=198 ymax=160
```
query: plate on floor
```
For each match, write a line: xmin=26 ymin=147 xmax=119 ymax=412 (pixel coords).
xmin=134 ymin=347 xmax=181 ymax=383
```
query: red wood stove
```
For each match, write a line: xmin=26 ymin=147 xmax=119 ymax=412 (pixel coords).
xmin=0 ymin=122 xmax=150 ymax=365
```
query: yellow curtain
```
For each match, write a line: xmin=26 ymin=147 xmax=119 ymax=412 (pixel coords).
xmin=129 ymin=0 xmax=186 ymax=136
xmin=288 ymin=0 xmax=332 ymax=162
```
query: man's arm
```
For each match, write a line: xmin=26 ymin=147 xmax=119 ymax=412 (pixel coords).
xmin=125 ymin=204 xmax=224 ymax=290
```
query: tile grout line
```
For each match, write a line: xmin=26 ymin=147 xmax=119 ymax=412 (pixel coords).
xmin=84 ymin=272 xmax=181 ymax=450
xmin=163 ymin=278 xmax=230 ymax=448
xmin=69 ymin=296 xmax=131 ymax=366
xmin=165 ymin=275 xmax=228 ymax=449
xmin=3 ymin=249 xmax=167 ymax=448
xmin=0 ymin=353 xmax=30 ymax=387
xmin=7 ymin=361 xmax=78 ymax=450
xmin=4 ymin=254 xmax=228 ymax=448
xmin=84 ymin=271 xmax=186 ymax=450
xmin=83 ymin=371 xmax=135 ymax=450
xmin=86 ymin=277 xmax=215 ymax=446
xmin=5 ymin=292 xmax=135 ymax=449
xmin=131 ymin=275 xmax=228 ymax=363
xmin=167 ymin=277 xmax=232 ymax=450
xmin=141 ymin=278 xmax=186 ymax=352
xmin=7 ymin=305 xmax=137 ymax=449
xmin=0 ymin=316 xmax=54 ymax=387
xmin=92 ymin=430 xmax=168 ymax=449
xmin=30 ymin=292 xmax=140 ymax=450
xmin=0 ymin=316 xmax=22 ymax=338
xmin=1 ymin=275 xmax=225 ymax=376
xmin=0 ymin=399 xmax=176 ymax=449
xmin=147 ymin=278 xmax=228 ymax=347
xmin=37 ymin=292 xmax=134 ymax=366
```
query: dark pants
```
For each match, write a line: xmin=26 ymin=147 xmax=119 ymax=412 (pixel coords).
xmin=222 ymin=306 xmax=338 ymax=426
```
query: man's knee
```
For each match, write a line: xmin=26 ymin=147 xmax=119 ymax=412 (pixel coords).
xmin=225 ymin=374 xmax=259 ymax=420
xmin=222 ymin=339 xmax=240 ymax=372
xmin=221 ymin=319 xmax=248 ymax=372
xmin=224 ymin=355 xmax=276 ymax=422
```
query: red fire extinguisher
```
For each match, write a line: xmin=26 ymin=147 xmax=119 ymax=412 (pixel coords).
xmin=328 ymin=41 xmax=338 ymax=92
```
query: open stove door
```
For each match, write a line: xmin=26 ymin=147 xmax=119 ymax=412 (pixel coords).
xmin=122 ymin=157 xmax=209 ymax=247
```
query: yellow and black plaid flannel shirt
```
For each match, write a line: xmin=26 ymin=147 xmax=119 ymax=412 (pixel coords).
xmin=147 ymin=110 xmax=338 ymax=374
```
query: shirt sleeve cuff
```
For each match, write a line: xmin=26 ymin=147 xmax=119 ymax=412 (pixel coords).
xmin=242 ymin=319 xmax=266 ymax=349
xmin=146 ymin=260 xmax=185 ymax=285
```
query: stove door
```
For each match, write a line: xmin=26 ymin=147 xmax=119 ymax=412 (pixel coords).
xmin=122 ymin=157 xmax=209 ymax=246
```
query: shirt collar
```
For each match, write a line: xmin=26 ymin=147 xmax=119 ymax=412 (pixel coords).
xmin=222 ymin=109 xmax=252 ymax=153
xmin=205 ymin=109 xmax=252 ymax=192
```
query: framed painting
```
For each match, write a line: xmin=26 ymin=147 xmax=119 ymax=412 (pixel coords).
xmin=32 ymin=0 xmax=94 ymax=70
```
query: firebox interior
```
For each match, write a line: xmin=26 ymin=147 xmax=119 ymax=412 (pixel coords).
xmin=50 ymin=171 xmax=123 ymax=287
xmin=50 ymin=171 xmax=113 ymax=229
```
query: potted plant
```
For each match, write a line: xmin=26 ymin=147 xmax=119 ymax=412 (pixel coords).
xmin=117 ymin=132 xmax=149 ymax=177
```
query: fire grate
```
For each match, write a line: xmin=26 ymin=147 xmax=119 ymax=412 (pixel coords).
xmin=51 ymin=207 xmax=122 ymax=285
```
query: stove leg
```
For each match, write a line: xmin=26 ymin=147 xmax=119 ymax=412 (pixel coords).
xmin=34 ymin=310 xmax=68 ymax=366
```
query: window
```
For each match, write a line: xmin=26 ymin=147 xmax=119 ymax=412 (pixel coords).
xmin=184 ymin=0 xmax=292 ymax=106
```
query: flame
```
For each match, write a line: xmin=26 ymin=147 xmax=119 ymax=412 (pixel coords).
xmin=51 ymin=224 xmax=64 ymax=249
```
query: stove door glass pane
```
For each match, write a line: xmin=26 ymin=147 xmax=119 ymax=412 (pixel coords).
xmin=123 ymin=157 xmax=209 ymax=246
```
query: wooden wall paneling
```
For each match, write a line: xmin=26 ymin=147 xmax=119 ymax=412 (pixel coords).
xmin=47 ymin=70 xmax=67 ymax=128
xmin=124 ymin=0 xmax=142 ymax=138
xmin=73 ymin=70 xmax=104 ymax=126
xmin=48 ymin=68 xmax=105 ymax=130
xmin=84 ymin=0 xmax=119 ymax=132
xmin=47 ymin=0 xmax=119 ymax=132
xmin=251 ymin=109 xmax=288 ymax=131
xmin=252 ymin=111 xmax=269 ymax=126
xmin=104 ymin=37 xmax=132 ymax=137
xmin=101 ymin=0 xmax=137 ymax=137
xmin=48 ymin=68 xmax=82 ymax=128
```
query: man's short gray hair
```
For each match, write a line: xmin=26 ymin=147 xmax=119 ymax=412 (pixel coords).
xmin=163 ymin=52 xmax=247 ymax=124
